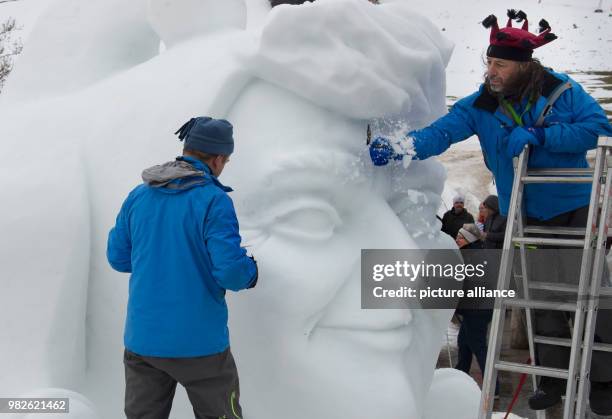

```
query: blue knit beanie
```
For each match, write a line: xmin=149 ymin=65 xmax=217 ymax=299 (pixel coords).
xmin=174 ymin=117 xmax=234 ymax=155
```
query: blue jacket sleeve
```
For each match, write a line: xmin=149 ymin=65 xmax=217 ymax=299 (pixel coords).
xmin=542 ymin=81 xmax=612 ymax=153
xmin=204 ymin=192 xmax=258 ymax=291
xmin=107 ymin=197 xmax=133 ymax=273
xmin=410 ymin=99 xmax=477 ymax=160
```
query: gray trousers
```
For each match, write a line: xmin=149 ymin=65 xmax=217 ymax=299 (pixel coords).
xmin=124 ymin=347 xmax=243 ymax=419
xmin=526 ymin=206 xmax=612 ymax=383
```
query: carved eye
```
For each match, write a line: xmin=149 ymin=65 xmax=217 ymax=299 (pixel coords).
xmin=270 ymin=199 xmax=342 ymax=241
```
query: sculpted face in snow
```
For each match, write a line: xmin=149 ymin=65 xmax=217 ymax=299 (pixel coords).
xmin=0 ymin=0 xmax=480 ymax=418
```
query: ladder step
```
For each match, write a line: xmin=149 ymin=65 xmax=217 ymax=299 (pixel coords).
xmin=495 ymin=361 xmax=569 ymax=379
xmin=529 ymin=282 xmax=612 ymax=297
xmin=527 ymin=168 xmax=595 ymax=176
xmin=522 ymin=226 xmax=588 ymax=236
xmin=503 ymin=298 xmax=577 ymax=311
xmin=533 ymin=335 xmax=612 ymax=353
xmin=512 ymin=236 xmax=585 ymax=247
xmin=522 ymin=225 xmax=612 ymax=237
xmin=529 ymin=281 xmax=579 ymax=293
xmin=521 ymin=176 xmax=593 ymax=184
xmin=598 ymin=137 xmax=612 ymax=147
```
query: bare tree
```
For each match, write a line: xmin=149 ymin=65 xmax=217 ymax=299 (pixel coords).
xmin=0 ymin=15 xmax=23 ymax=94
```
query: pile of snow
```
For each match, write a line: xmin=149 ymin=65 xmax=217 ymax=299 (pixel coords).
xmin=424 ymin=368 xmax=481 ymax=419
xmin=492 ymin=413 xmax=527 ymax=419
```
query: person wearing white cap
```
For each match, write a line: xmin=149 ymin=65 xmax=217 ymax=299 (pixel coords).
xmin=441 ymin=195 xmax=475 ymax=239
xmin=456 ymin=223 xmax=481 ymax=247
xmin=455 ymin=223 xmax=500 ymax=398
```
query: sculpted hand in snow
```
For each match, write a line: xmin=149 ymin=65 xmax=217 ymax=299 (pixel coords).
xmin=0 ymin=0 xmax=479 ymax=418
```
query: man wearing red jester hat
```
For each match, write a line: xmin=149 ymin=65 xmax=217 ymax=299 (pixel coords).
xmin=369 ymin=9 xmax=612 ymax=416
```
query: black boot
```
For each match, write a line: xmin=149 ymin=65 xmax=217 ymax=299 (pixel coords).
xmin=528 ymin=377 xmax=564 ymax=411
xmin=590 ymin=381 xmax=612 ymax=416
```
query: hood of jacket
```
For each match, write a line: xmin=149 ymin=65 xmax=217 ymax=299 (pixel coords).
xmin=141 ymin=156 xmax=232 ymax=193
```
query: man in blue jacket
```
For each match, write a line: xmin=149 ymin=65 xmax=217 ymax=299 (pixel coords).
xmin=107 ymin=116 xmax=257 ymax=419
xmin=369 ymin=10 xmax=612 ymax=415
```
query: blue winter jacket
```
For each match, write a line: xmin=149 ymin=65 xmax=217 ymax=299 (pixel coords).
xmin=410 ymin=70 xmax=612 ymax=220
xmin=107 ymin=156 xmax=257 ymax=358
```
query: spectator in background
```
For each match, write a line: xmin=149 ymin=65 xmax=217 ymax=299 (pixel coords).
xmin=482 ymin=195 xmax=506 ymax=249
xmin=441 ymin=194 xmax=475 ymax=239
xmin=476 ymin=201 xmax=487 ymax=233
xmin=455 ymin=223 xmax=500 ymax=397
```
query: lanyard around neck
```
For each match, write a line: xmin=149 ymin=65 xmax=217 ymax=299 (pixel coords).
xmin=502 ymin=98 xmax=533 ymax=127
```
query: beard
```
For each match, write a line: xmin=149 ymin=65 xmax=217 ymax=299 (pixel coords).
xmin=483 ymin=58 xmax=547 ymax=103
xmin=484 ymin=62 xmax=537 ymax=101
xmin=488 ymin=80 xmax=504 ymax=93
xmin=486 ymin=70 xmax=527 ymax=97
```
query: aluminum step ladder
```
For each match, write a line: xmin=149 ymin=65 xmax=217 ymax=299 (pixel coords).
xmin=479 ymin=136 xmax=612 ymax=419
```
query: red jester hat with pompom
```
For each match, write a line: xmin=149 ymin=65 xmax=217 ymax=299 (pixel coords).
xmin=482 ymin=9 xmax=557 ymax=62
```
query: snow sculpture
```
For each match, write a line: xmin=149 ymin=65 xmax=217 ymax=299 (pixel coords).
xmin=1 ymin=0 xmax=159 ymax=103
xmin=0 ymin=0 xmax=480 ymax=418
xmin=147 ymin=0 xmax=247 ymax=47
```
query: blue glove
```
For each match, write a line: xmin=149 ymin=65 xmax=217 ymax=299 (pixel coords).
xmin=369 ymin=136 xmax=404 ymax=166
xmin=247 ymin=255 xmax=258 ymax=289
xmin=505 ymin=126 xmax=545 ymax=158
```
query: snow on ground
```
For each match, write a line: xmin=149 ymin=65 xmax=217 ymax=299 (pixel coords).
xmin=492 ymin=413 xmax=527 ymax=419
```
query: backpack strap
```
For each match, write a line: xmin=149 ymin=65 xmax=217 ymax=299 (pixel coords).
xmin=534 ymin=81 xmax=572 ymax=127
